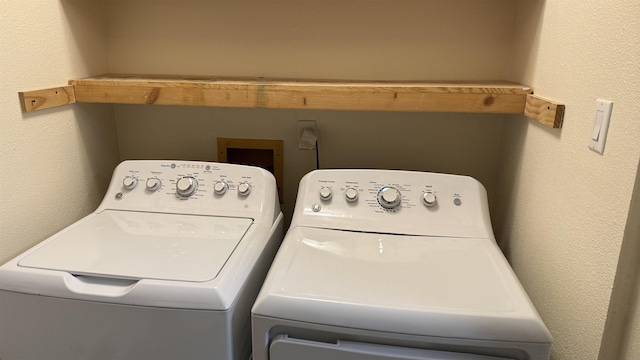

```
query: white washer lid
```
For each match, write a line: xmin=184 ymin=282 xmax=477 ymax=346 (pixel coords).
xmin=18 ymin=210 xmax=252 ymax=282
xmin=253 ymin=227 xmax=552 ymax=343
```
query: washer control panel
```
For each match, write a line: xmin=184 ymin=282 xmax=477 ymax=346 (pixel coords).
xmin=97 ymin=160 xmax=279 ymax=221
xmin=293 ymin=169 xmax=493 ymax=239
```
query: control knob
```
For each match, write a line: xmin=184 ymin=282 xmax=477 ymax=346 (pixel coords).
xmin=145 ymin=177 xmax=162 ymax=192
xmin=176 ymin=176 xmax=198 ymax=197
xmin=422 ymin=191 xmax=437 ymax=207
xmin=344 ymin=187 xmax=359 ymax=202
xmin=237 ymin=182 xmax=252 ymax=196
xmin=213 ymin=180 xmax=228 ymax=195
xmin=319 ymin=186 xmax=332 ymax=201
xmin=122 ymin=176 xmax=138 ymax=190
xmin=377 ymin=186 xmax=402 ymax=209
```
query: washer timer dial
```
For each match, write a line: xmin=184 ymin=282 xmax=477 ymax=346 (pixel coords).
xmin=377 ymin=186 xmax=402 ymax=209
xmin=176 ymin=176 xmax=198 ymax=197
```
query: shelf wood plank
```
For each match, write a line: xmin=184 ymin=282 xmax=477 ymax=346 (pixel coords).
xmin=69 ymin=75 xmax=532 ymax=114
xmin=18 ymin=86 xmax=76 ymax=112
xmin=524 ymin=94 xmax=565 ymax=128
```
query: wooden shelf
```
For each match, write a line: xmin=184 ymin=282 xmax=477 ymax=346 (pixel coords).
xmin=68 ymin=74 xmax=531 ymax=114
xmin=18 ymin=74 xmax=564 ymax=128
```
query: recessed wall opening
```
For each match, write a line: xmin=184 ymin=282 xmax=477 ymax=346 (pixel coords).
xmin=217 ymin=138 xmax=284 ymax=202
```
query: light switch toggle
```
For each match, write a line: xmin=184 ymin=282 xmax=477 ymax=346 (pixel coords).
xmin=588 ymin=99 xmax=613 ymax=155
xmin=591 ymin=111 xmax=603 ymax=141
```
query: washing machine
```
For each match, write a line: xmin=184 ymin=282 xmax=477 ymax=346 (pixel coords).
xmin=252 ymin=169 xmax=552 ymax=360
xmin=0 ymin=160 xmax=283 ymax=360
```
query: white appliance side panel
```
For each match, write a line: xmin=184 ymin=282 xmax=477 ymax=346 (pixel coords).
xmin=0 ymin=290 xmax=232 ymax=360
xmin=0 ymin=217 xmax=284 ymax=360
xmin=270 ymin=336 xmax=513 ymax=360
xmin=17 ymin=211 xmax=252 ymax=282
xmin=253 ymin=227 xmax=552 ymax=343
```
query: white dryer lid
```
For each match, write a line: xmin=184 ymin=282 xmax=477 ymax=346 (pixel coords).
xmin=253 ymin=226 xmax=552 ymax=344
xmin=18 ymin=210 xmax=252 ymax=282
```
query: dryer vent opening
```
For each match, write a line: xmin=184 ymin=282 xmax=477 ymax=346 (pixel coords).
xmin=217 ymin=138 xmax=283 ymax=202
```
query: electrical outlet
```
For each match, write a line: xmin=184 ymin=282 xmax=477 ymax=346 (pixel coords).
xmin=297 ymin=120 xmax=317 ymax=150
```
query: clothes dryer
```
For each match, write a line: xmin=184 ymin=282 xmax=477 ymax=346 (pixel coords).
xmin=252 ymin=169 xmax=551 ymax=360
xmin=0 ymin=160 xmax=283 ymax=360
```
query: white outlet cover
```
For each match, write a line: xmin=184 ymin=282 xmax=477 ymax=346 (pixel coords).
xmin=588 ymin=99 xmax=613 ymax=155
xmin=297 ymin=120 xmax=317 ymax=150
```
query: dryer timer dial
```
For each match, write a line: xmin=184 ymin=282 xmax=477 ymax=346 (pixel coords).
xmin=377 ymin=186 xmax=402 ymax=209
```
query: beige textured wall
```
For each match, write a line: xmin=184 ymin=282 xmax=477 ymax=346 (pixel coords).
xmin=107 ymin=0 xmax=517 ymax=222
xmin=0 ymin=0 xmax=120 ymax=264
xmin=620 ymin=162 xmax=640 ymax=360
xmin=106 ymin=0 xmax=514 ymax=80
xmin=608 ymin=160 xmax=640 ymax=359
xmin=622 ymin=274 xmax=640 ymax=358
xmin=496 ymin=0 xmax=640 ymax=359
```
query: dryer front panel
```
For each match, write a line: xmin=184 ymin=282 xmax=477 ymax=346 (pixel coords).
xmin=270 ymin=336 xmax=513 ymax=360
xmin=253 ymin=227 xmax=551 ymax=344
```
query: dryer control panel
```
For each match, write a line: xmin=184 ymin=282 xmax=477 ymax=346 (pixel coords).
xmin=97 ymin=160 xmax=279 ymax=225
xmin=291 ymin=169 xmax=494 ymax=239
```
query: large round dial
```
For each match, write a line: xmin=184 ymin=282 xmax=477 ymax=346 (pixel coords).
xmin=237 ymin=182 xmax=252 ymax=196
xmin=213 ymin=180 xmax=228 ymax=195
xmin=176 ymin=176 xmax=198 ymax=197
xmin=122 ymin=176 xmax=138 ymax=190
xmin=377 ymin=186 xmax=402 ymax=209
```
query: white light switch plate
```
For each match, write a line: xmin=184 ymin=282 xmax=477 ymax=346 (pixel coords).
xmin=588 ymin=99 xmax=613 ymax=154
